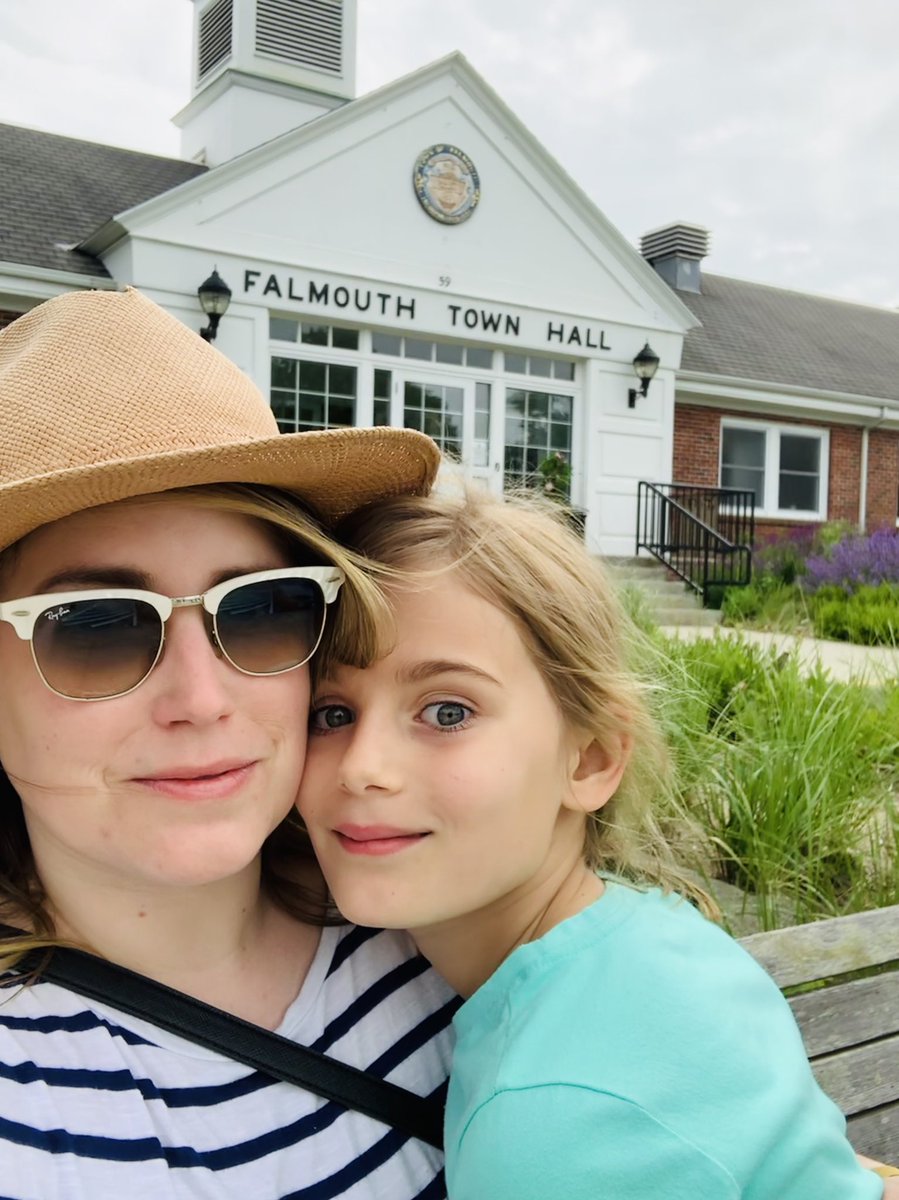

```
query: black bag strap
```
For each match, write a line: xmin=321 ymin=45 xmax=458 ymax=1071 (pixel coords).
xmin=3 ymin=933 xmax=443 ymax=1149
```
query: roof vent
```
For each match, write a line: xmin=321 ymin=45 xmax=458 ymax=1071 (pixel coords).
xmin=256 ymin=0 xmax=344 ymax=76
xmin=640 ymin=222 xmax=710 ymax=294
xmin=198 ymin=0 xmax=233 ymax=80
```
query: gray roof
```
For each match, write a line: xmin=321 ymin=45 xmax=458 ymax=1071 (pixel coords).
xmin=0 ymin=123 xmax=207 ymax=277
xmin=676 ymin=272 xmax=899 ymax=404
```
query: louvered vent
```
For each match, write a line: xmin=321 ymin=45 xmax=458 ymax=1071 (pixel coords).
xmin=256 ymin=0 xmax=343 ymax=75
xmin=198 ymin=0 xmax=233 ymax=79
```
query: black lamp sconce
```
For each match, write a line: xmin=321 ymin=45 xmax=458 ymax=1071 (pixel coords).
xmin=197 ymin=268 xmax=232 ymax=342
xmin=628 ymin=342 xmax=661 ymax=408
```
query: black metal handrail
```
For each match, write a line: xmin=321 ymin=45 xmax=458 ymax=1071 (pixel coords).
xmin=636 ymin=482 xmax=755 ymax=599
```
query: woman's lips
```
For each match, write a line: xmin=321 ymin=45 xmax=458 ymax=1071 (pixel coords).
xmin=334 ymin=824 xmax=429 ymax=857
xmin=133 ymin=761 xmax=257 ymax=800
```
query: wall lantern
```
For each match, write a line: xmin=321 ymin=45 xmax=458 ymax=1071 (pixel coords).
xmin=197 ymin=268 xmax=232 ymax=342
xmin=628 ymin=342 xmax=661 ymax=408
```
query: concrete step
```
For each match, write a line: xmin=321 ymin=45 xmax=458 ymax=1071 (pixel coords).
xmin=603 ymin=555 xmax=722 ymax=628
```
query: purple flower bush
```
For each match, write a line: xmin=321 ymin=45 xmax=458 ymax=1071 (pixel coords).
xmin=803 ymin=529 xmax=899 ymax=595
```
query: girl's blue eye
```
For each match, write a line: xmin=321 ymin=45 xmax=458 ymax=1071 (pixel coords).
xmin=422 ymin=701 xmax=471 ymax=729
xmin=310 ymin=704 xmax=354 ymax=731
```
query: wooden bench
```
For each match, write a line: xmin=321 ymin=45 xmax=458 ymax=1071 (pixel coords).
xmin=739 ymin=903 xmax=899 ymax=1163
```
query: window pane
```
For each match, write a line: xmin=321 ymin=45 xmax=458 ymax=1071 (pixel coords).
xmin=404 ymin=382 xmax=423 ymax=406
xmin=551 ymin=359 xmax=575 ymax=381
xmin=779 ymin=473 xmax=819 ymax=511
xmin=435 ymin=342 xmax=464 ymax=365
xmin=722 ymin=427 xmax=765 ymax=469
xmin=475 ymin=382 xmax=491 ymax=408
xmin=374 ymin=368 xmax=391 ymax=400
xmin=780 ymin=434 xmax=820 ymax=474
xmin=528 ymin=393 xmax=549 ymax=420
xmin=271 ymin=357 xmax=297 ymax=389
xmin=328 ymin=364 xmax=357 ymax=396
xmin=505 ymin=353 xmax=527 ymax=374
xmin=298 ymin=394 xmax=325 ymax=424
xmin=445 ymin=387 xmax=463 ymax=414
xmin=270 ymin=391 xmax=296 ymax=425
xmin=301 ymin=324 xmax=328 ymax=346
xmin=329 ymin=398 xmax=355 ymax=427
xmin=506 ymin=389 xmax=526 ymax=414
xmin=424 ymin=411 xmax=442 ymax=439
xmin=466 ymin=347 xmax=492 ymax=369
xmin=373 ymin=332 xmax=402 ymax=356
xmin=424 ymin=387 xmax=443 ymax=411
xmin=529 ymin=357 xmax=552 ymax=378
xmin=299 ymin=360 xmax=326 ymax=392
xmin=332 ymin=326 xmax=359 ymax=350
xmin=505 ymin=417 xmax=525 ymax=447
xmin=269 ymin=318 xmax=298 ymax=342
xmin=721 ymin=466 xmax=764 ymax=507
xmin=551 ymin=394 xmax=573 ymax=422
xmin=373 ymin=399 xmax=391 ymax=426
xmin=475 ymin=411 xmax=489 ymax=440
xmin=404 ymin=338 xmax=434 ymax=361
xmin=550 ymin=423 xmax=569 ymax=450
xmin=404 ymin=407 xmax=421 ymax=430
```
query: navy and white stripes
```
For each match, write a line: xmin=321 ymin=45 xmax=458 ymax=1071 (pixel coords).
xmin=0 ymin=925 xmax=458 ymax=1199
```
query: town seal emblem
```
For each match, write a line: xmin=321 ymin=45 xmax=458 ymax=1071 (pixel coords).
xmin=413 ymin=145 xmax=480 ymax=225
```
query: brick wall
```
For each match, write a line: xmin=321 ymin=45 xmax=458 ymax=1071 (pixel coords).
xmin=866 ymin=428 xmax=899 ymax=530
xmin=672 ymin=402 xmax=899 ymax=538
xmin=672 ymin=404 xmax=719 ymax=486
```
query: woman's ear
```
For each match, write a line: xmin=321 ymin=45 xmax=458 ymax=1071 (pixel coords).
xmin=563 ymin=732 xmax=631 ymax=815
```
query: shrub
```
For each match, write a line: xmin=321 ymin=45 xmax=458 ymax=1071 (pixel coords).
xmin=811 ymin=583 xmax=899 ymax=646
xmin=804 ymin=529 xmax=899 ymax=594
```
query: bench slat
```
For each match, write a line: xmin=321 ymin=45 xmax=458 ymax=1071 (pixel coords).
xmin=846 ymin=1101 xmax=899 ymax=1164
xmin=739 ymin=904 xmax=899 ymax=988
xmin=811 ymin=1033 xmax=899 ymax=1115
xmin=789 ymin=973 xmax=899 ymax=1057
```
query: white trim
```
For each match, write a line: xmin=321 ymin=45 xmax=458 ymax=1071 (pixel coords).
xmin=678 ymin=370 xmax=899 ymax=426
xmin=719 ymin=416 xmax=829 ymax=521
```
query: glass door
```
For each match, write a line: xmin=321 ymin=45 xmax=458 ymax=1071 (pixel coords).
xmin=377 ymin=369 xmax=500 ymax=492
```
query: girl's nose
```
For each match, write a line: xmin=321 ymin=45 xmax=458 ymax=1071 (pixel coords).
xmin=337 ymin=716 xmax=404 ymax=796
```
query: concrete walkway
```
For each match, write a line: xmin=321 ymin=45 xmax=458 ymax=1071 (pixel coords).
xmin=658 ymin=625 xmax=899 ymax=684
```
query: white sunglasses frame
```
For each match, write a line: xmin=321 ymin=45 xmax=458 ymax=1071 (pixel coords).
xmin=0 ymin=566 xmax=344 ymax=701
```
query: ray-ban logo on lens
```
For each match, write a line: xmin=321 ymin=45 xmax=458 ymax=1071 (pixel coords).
xmin=46 ymin=607 xmax=70 ymax=621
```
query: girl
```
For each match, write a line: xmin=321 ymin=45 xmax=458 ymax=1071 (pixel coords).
xmin=298 ymin=487 xmax=886 ymax=1199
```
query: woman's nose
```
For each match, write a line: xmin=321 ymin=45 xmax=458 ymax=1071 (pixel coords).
xmin=148 ymin=608 xmax=235 ymax=726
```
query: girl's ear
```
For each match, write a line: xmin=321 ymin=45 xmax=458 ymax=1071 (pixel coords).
xmin=562 ymin=732 xmax=631 ymax=815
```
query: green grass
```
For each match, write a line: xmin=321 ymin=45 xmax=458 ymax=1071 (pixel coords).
xmin=625 ymin=620 xmax=899 ymax=931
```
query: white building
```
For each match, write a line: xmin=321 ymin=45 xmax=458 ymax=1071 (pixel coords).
xmin=1 ymin=0 xmax=897 ymax=561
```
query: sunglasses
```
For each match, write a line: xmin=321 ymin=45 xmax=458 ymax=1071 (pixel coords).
xmin=0 ymin=567 xmax=344 ymax=702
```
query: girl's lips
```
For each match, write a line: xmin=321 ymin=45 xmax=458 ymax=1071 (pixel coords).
xmin=334 ymin=825 xmax=429 ymax=857
xmin=133 ymin=761 xmax=257 ymax=801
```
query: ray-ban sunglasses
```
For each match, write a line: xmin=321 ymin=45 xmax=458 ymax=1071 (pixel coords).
xmin=0 ymin=567 xmax=344 ymax=701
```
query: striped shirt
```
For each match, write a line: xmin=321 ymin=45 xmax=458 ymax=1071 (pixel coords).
xmin=0 ymin=924 xmax=458 ymax=1199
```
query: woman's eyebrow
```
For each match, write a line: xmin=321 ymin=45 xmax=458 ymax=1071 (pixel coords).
xmin=398 ymin=659 xmax=500 ymax=687
xmin=34 ymin=566 xmax=150 ymax=592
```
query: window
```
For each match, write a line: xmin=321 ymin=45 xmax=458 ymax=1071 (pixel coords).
xmin=504 ymin=389 xmax=573 ymax=493
xmin=372 ymin=334 xmax=493 ymax=369
xmin=720 ymin=421 xmax=827 ymax=517
xmin=503 ymin=353 xmax=576 ymax=382
xmin=403 ymin=381 xmax=463 ymax=459
xmin=269 ymin=317 xmax=359 ymax=350
xmin=270 ymin=357 xmax=357 ymax=432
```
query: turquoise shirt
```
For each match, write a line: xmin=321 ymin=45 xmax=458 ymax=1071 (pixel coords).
xmin=446 ymin=881 xmax=882 ymax=1199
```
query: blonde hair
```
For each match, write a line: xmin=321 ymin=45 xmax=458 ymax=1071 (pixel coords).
xmin=337 ymin=486 xmax=714 ymax=915
xmin=0 ymin=483 xmax=389 ymax=972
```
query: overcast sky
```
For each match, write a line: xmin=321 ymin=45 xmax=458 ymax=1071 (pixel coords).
xmin=1 ymin=0 xmax=896 ymax=307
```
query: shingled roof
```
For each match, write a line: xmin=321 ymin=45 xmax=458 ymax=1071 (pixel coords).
xmin=0 ymin=123 xmax=207 ymax=277
xmin=676 ymin=272 xmax=899 ymax=404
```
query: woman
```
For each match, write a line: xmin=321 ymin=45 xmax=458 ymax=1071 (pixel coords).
xmin=0 ymin=288 xmax=456 ymax=1198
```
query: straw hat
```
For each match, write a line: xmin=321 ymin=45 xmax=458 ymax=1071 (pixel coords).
xmin=0 ymin=287 xmax=440 ymax=550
